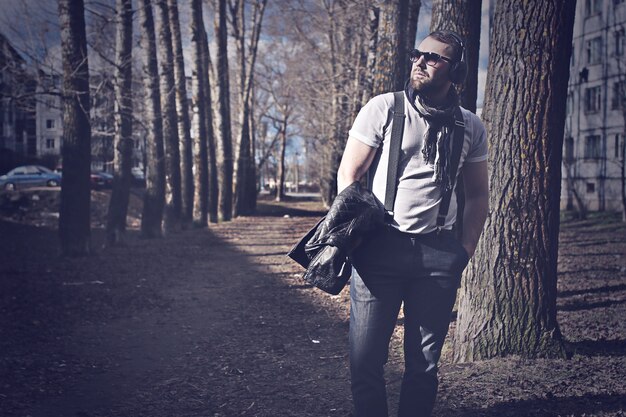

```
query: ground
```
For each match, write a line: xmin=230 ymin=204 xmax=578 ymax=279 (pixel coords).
xmin=0 ymin=188 xmax=624 ymax=417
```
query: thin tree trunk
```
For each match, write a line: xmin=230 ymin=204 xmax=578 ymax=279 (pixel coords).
xmin=214 ymin=0 xmax=233 ymax=221
xmin=430 ymin=0 xmax=482 ymax=112
xmin=275 ymin=121 xmax=287 ymax=202
xmin=453 ymin=0 xmax=575 ymax=361
xmin=233 ymin=0 xmax=267 ymax=217
xmin=191 ymin=0 xmax=209 ymax=227
xmin=58 ymin=0 xmax=92 ymax=256
xmin=168 ymin=0 xmax=194 ymax=227
xmin=406 ymin=0 xmax=421 ymax=49
xmin=138 ymin=0 xmax=166 ymax=238
xmin=203 ymin=29 xmax=219 ymax=223
xmin=106 ymin=0 xmax=133 ymax=245
xmin=155 ymin=0 xmax=182 ymax=233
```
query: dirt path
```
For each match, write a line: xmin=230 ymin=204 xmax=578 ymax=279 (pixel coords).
xmin=0 ymin=199 xmax=625 ymax=416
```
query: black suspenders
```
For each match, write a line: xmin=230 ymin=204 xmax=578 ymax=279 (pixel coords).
xmin=383 ymin=91 xmax=466 ymax=229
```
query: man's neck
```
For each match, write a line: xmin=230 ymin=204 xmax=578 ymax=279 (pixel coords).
xmin=420 ymin=87 xmax=452 ymax=107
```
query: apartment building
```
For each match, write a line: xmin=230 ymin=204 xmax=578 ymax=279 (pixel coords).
xmin=563 ymin=0 xmax=626 ymax=211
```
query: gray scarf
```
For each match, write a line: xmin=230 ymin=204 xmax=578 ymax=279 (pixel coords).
xmin=406 ymin=84 xmax=459 ymax=191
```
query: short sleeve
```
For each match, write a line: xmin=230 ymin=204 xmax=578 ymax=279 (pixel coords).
xmin=465 ymin=114 xmax=488 ymax=163
xmin=348 ymin=94 xmax=393 ymax=148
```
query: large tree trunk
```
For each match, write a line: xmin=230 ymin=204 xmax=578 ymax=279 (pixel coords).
xmin=430 ymin=0 xmax=482 ymax=113
xmin=453 ymin=0 xmax=575 ymax=361
xmin=190 ymin=0 xmax=209 ymax=227
xmin=58 ymin=0 xmax=92 ymax=256
xmin=138 ymin=0 xmax=166 ymax=238
xmin=169 ymin=0 xmax=194 ymax=227
xmin=372 ymin=0 xmax=409 ymax=95
xmin=214 ymin=0 xmax=233 ymax=221
xmin=155 ymin=0 xmax=182 ymax=232
xmin=106 ymin=0 xmax=133 ymax=245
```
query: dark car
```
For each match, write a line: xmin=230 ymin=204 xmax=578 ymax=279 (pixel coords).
xmin=0 ymin=165 xmax=62 ymax=191
xmin=91 ymin=171 xmax=113 ymax=189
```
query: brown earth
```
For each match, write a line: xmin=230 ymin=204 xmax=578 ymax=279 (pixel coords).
xmin=0 ymin=189 xmax=624 ymax=417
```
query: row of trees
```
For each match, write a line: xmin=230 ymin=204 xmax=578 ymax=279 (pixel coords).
xmin=57 ymin=0 xmax=270 ymax=253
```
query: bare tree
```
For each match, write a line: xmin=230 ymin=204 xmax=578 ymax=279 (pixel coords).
xmin=106 ymin=0 xmax=134 ymax=245
xmin=155 ymin=0 xmax=182 ymax=232
xmin=231 ymin=0 xmax=268 ymax=216
xmin=138 ymin=0 xmax=166 ymax=238
xmin=168 ymin=0 xmax=194 ymax=227
xmin=430 ymin=0 xmax=482 ymax=113
xmin=58 ymin=0 xmax=92 ymax=256
xmin=453 ymin=0 xmax=576 ymax=361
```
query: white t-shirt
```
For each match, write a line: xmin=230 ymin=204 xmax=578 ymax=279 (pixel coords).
xmin=348 ymin=92 xmax=488 ymax=234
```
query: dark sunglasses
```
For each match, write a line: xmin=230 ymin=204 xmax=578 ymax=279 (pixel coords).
xmin=409 ymin=49 xmax=453 ymax=67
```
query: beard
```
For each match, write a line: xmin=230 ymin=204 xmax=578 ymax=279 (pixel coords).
xmin=410 ymin=68 xmax=449 ymax=98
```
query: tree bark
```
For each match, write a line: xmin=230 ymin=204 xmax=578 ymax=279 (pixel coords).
xmin=430 ymin=0 xmax=482 ymax=112
xmin=106 ymin=0 xmax=133 ymax=245
xmin=372 ymin=0 xmax=409 ymax=95
xmin=233 ymin=0 xmax=267 ymax=217
xmin=203 ymin=28 xmax=219 ymax=223
xmin=168 ymin=0 xmax=194 ymax=227
xmin=453 ymin=0 xmax=575 ymax=361
xmin=155 ymin=0 xmax=182 ymax=232
xmin=214 ymin=0 xmax=233 ymax=221
xmin=138 ymin=0 xmax=166 ymax=238
xmin=58 ymin=0 xmax=92 ymax=256
xmin=406 ymin=0 xmax=421 ymax=49
xmin=190 ymin=0 xmax=209 ymax=227
xmin=275 ymin=119 xmax=287 ymax=202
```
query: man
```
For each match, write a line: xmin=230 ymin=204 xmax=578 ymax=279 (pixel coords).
xmin=337 ymin=30 xmax=489 ymax=417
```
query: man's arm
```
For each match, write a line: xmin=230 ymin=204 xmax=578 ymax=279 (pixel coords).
xmin=337 ymin=136 xmax=378 ymax=193
xmin=461 ymin=160 xmax=489 ymax=258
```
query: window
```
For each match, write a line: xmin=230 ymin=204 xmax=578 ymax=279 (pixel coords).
xmin=612 ymin=81 xmax=624 ymax=109
xmin=584 ymin=134 xmax=603 ymax=159
xmin=585 ymin=86 xmax=602 ymax=113
xmin=46 ymin=138 xmax=55 ymax=149
xmin=565 ymin=137 xmax=574 ymax=162
xmin=616 ymin=29 xmax=625 ymax=56
xmin=586 ymin=182 xmax=596 ymax=193
xmin=585 ymin=0 xmax=602 ymax=15
xmin=586 ymin=37 xmax=602 ymax=64
xmin=46 ymin=119 xmax=55 ymax=129
xmin=617 ymin=134 xmax=624 ymax=159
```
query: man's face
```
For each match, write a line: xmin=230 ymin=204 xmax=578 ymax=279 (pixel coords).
xmin=410 ymin=36 xmax=454 ymax=99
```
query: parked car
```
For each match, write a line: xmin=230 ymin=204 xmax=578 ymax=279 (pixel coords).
xmin=0 ymin=165 xmax=62 ymax=191
xmin=91 ymin=171 xmax=113 ymax=189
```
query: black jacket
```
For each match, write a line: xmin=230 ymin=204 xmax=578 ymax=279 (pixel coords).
xmin=287 ymin=181 xmax=384 ymax=294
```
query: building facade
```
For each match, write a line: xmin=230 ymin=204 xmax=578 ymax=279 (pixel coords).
xmin=0 ymin=33 xmax=36 ymax=164
xmin=563 ymin=0 xmax=626 ymax=212
xmin=35 ymin=72 xmax=63 ymax=161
